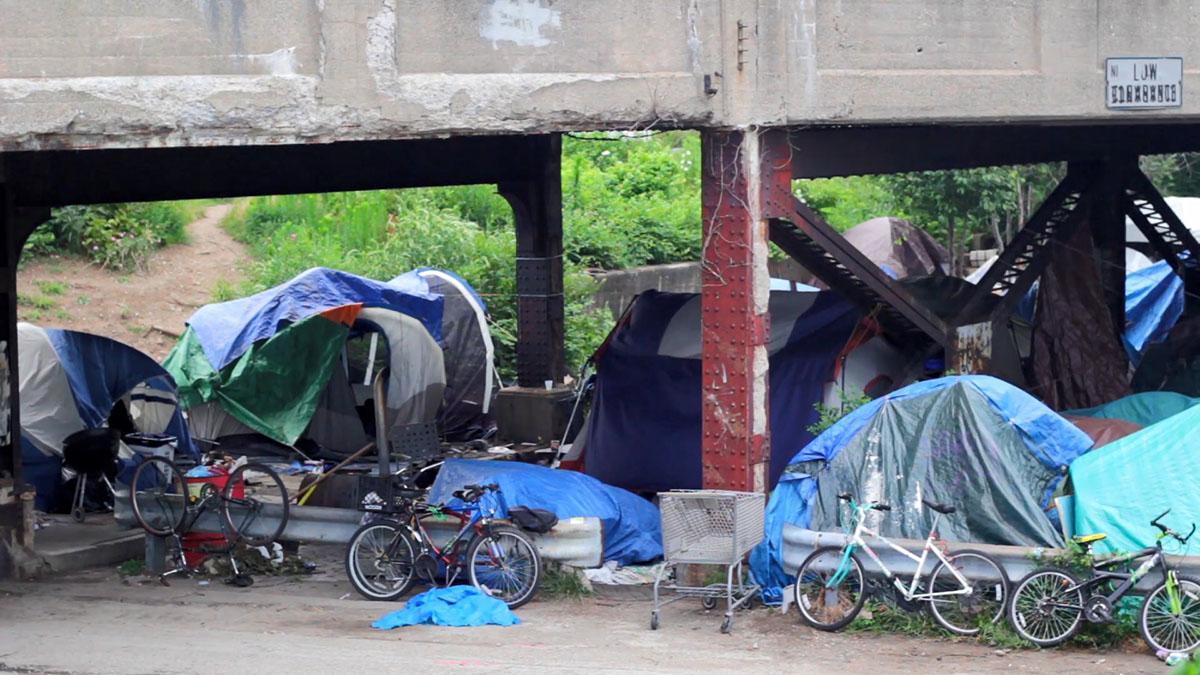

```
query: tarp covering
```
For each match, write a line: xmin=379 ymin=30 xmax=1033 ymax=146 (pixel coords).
xmin=1124 ymin=261 xmax=1184 ymax=366
xmin=1067 ymin=391 xmax=1200 ymax=428
xmin=1071 ymin=403 xmax=1200 ymax=553
xmin=186 ymin=267 xmax=442 ymax=370
xmin=841 ymin=217 xmax=949 ymax=280
xmin=166 ymin=268 xmax=448 ymax=451
xmin=1132 ymin=317 xmax=1200 ymax=397
xmin=751 ymin=375 xmax=1092 ymax=599
xmin=392 ymin=268 xmax=498 ymax=441
xmin=18 ymin=324 xmax=195 ymax=510
xmin=1029 ymin=227 xmax=1131 ymax=410
xmin=582 ymin=290 xmax=859 ymax=492
xmin=372 ymin=586 xmax=519 ymax=628
xmin=1063 ymin=415 xmax=1142 ymax=449
xmin=428 ymin=459 xmax=661 ymax=565
xmin=167 ymin=307 xmax=359 ymax=446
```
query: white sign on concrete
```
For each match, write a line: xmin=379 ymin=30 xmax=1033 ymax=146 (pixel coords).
xmin=1106 ymin=57 xmax=1183 ymax=109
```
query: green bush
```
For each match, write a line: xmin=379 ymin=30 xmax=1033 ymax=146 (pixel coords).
xmin=26 ymin=202 xmax=193 ymax=270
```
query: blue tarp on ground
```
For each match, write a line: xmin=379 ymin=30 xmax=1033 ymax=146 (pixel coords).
xmin=372 ymin=586 xmax=520 ymax=628
xmin=428 ymin=459 xmax=662 ymax=565
xmin=1124 ymin=261 xmax=1184 ymax=366
xmin=1072 ymin=403 xmax=1200 ymax=554
xmin=583 ymin=290 xmax=859 ymax=492
xmin=750 ymin=375 xmax=1093 ymax=603
xmin=1067 ymin=391 xmax=1200 ymax=428
xmin=186 ymin=267 xmax=443 ymax=370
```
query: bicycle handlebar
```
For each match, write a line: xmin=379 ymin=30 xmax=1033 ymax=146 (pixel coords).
xmin=1151 ymin=509 xmax=1195 ymax=544
xmin=836 ymin=492 xmax=889 ymax=511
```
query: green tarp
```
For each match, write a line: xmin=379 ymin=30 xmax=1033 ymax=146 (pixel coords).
xmin=1071 ymin=403 xmax=1200 ymax=553
xmin=164 ymin=312 xmax=352 ymax=446
xmin=1067 ymin=391 xmax=1200 ymax=428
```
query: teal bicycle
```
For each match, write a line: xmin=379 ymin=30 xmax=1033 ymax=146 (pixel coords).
xmin=794 ymin=493 xmax=1010 ymax=635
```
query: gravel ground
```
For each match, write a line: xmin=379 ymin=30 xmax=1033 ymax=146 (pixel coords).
xmin=0 ymin=545 xmax=1160 ymax=674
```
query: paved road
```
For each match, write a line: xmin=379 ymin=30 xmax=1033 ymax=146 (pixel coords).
xmin=0 ymin=557 xmax=1156 ymax=674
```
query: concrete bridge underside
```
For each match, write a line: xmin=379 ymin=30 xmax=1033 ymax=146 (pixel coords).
xmin=5 ymin=1 xmax=1200 ymax=567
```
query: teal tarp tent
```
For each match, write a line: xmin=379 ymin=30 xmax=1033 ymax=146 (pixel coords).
xmin=1071 ymin=403 xmax=1200 ymax=553
xmin=1068 ymin=391 xmax=1200 ymax=428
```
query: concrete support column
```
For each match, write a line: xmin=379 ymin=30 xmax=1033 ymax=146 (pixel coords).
xmin=699 ymin=129 xmax=773 ymax=493
xmin=500 ymin=134 xmax=566 ymax=388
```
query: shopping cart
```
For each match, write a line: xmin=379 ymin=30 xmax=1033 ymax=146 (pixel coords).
xmin=650 ymin=490 xmax=765 ymax=633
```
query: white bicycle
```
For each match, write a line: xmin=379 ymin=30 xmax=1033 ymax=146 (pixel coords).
xmin=794 ymin=493 xmax=1010 ymax=635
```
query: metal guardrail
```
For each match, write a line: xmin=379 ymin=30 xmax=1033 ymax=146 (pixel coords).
xmin=116 ymin=490 xmax=603 ymax=568
xmin=782 ymin=524 xmax=1200 ymax=593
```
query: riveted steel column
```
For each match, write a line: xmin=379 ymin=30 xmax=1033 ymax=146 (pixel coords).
xmin=700 ymin=129 xmax=774 ymax=493
xmin=499 ymin=134 xmax=566 ymax=388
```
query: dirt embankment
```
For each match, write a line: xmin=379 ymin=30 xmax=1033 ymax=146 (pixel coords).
xmin=16 ymin=204 xmax=246 ymax=359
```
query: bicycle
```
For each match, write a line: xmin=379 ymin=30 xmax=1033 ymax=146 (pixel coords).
xmin=794 ymin=493 xmax=1010 ymax=635
xmin=345 ymin=481 xmax=543 ymax=609
xmin=128 ymin=455 xmax=290 ymax=586
xmin=1008 ymin=510 xmax=1200 ymax=654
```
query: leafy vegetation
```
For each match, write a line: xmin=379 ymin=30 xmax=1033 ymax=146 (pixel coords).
xmin=25 ymin=202 xmax=194 ymax=270
xmin=807 ymin=390 xmax=873 ymax=436
xmin=541 ymin=564 xmax=593 ymax=599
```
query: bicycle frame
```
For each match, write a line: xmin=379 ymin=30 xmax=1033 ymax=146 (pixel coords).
xmin=1053 ymin=541 xmax=1173 ymax=612
xmin=832 ymin=500 xmax=973 ymax=602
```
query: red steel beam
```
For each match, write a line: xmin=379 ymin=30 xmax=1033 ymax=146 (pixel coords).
xmin=699 ymin=129 xmax=779 ymax=493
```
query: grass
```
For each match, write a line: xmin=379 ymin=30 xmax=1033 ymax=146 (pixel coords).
xmin=541 ymin=564 xmax=593 ymax=600
xmin=76 ymin=295 xmax=90 ymax=306
xmin=118 ymin=304 xmax=131 ymax=320
xmin=18 ymin=293 xmax=56 ymax=310
xmin=22 ymin=309 xmax=43 ymax=322
xmin=117 ymin=559 xmax=145 ymax=577
xmin=35 ymin=280 xmax=67 ymax=295
xmin=53 ymin=309 xmax=71 ymax=321
xmin=127 ymin=325 xmax=146 ymax=335
xmin=212 ymin=278 xmax=238 ymax=302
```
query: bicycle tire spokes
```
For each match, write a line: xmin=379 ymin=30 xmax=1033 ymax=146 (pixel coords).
xmin=471 ymin=531 xmax=536 ymax=601
xmin=1143 ymin=576 xmax=1200 ymax=653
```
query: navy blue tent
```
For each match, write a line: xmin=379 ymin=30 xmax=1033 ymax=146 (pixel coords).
xmin=18 ymin=324 xmax=196 ymax=511
xmin=581 ymin=289 xmax=860 ymax=492
xmin=750 ymin=375 xmax=1093 ymax=602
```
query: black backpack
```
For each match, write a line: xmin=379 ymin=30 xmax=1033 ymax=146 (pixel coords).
xmin=508 ymin=506 xmax=558 ymax=534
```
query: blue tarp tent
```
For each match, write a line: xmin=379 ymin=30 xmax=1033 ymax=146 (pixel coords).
xmin=581 ymin=289 xmax=860 ymax=492
xmin=1072 ymin=403 xmax=1200 ymax=553
xmin=1124 ymin=260 xmax=1184 ymax=366
xmin=18 ymin=323 xmax=196 ymax=511
xmin=428 ymin=458 xmax=662 ymax=565
xmin=187 ymin=267 xmax=443 ymax=370
xmin=751 ymin=375 xmax=1093 ymax=602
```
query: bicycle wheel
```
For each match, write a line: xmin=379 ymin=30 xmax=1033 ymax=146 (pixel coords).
xmin=927 ymin=549 xmax=1009 ymax=635
xmin=467 ymin=524 xmax=542 ymax=609
xmin=1140 ymin=573 xmax=1200 ymax=654
xmin=794 ymin=545 xmax=867 ymax=631
xmin=1007 ymin=568 xmax=1084 ymax=647
xmin=129 ymin=456 xmax=188 ymax=536
xmin=345 ymin=521 xmax=417 ymax=601
xmin=220 ymin=462 xmax=289 ymax=547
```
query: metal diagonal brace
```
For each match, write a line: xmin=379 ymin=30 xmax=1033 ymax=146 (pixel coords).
xmin=958 ymin=170 xmax=1091 ymax=323
xmin=1122 ymin=168 xmax=1200 ymax=313
xmin=767 ymin=196 xmax=951 ymax=347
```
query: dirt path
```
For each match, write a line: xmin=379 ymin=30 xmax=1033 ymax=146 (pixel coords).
xmin=0 ymin=551 xmax=1157 ymax=675
xmin=17 ymin=204 xmax=245 ymax=359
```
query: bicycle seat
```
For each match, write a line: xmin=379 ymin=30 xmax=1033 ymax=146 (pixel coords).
xmin=1072 ymin=533 xmax=1107 ymax=545
xmin=922 ymin=499 xmax=956 ymax=515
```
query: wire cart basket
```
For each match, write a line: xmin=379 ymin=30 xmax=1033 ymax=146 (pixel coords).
xmin=651 ymin=490 xmax=765 ymax=633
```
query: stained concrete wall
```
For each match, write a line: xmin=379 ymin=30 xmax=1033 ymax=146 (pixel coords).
xmin=3 ymin=1 xmax=1200 ymax=151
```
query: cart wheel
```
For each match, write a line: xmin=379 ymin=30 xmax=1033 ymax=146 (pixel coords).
xmin=720 ymin=616 xmax=732 ymax=634
xmin=702 ymin=596 xmax=717 ymax=610
xmin=227 ymin=574 xmax=254 ymax=588
xmin=71 ymin=507 xmax=85 ymax=523
xmin=650 ymin=612 xmax=659 ymax=630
